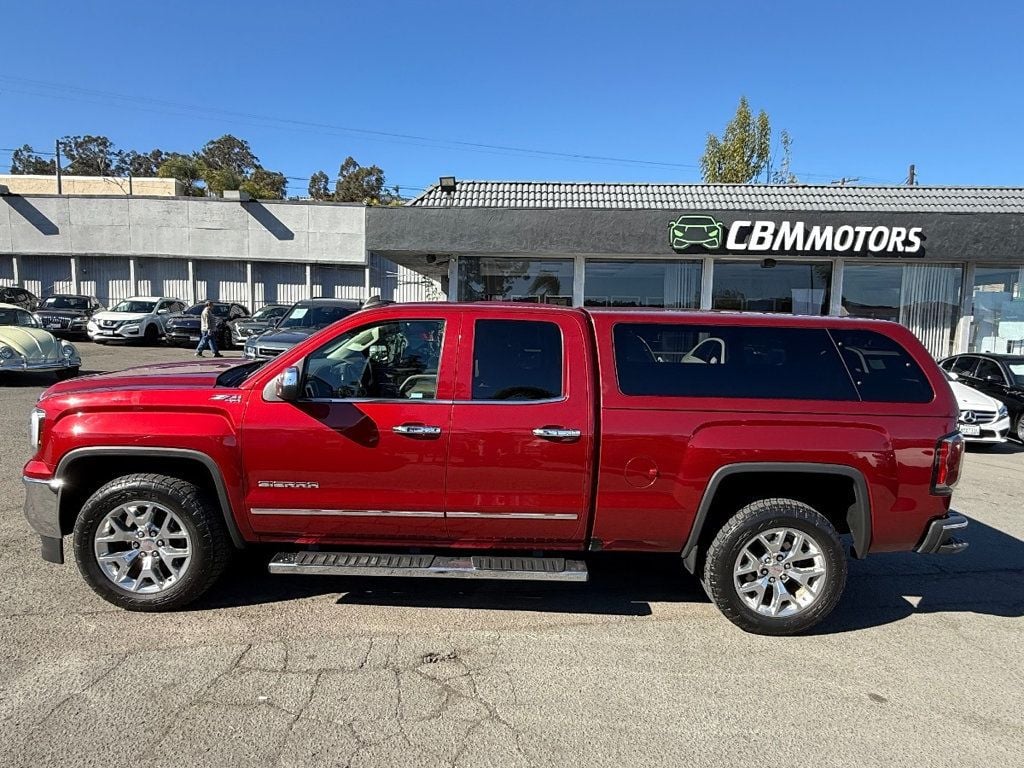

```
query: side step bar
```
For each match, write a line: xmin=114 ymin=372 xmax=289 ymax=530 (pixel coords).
xmin=269 ymin=551 xmax=588 ymax=582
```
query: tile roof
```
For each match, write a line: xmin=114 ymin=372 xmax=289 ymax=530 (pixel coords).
xmin=408 ymin=181 xmax=1024 ymax=213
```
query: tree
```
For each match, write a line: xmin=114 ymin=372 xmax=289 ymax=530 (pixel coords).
xmin=241 ymin=167 xmax=287 ymax=200
xmin=59 ymin=135 xmax=125 ymax=176
xmin=122 ymin=149 xmax=169 ymax=177
xmin=333 ymin=156 xmax=389 ymax=203
xmin=770 ymin=130 xmax=798 ymax=184
xmin=308 ymin=170 xmax=331 ymax=200
xmin=9 ymin=144 xmax=55 ymax=174
xmin=198 ymin=135 xmax=259 ymax=176
xmin=700 ymin=97 xmax=772 ymax=183
xmin=157 ymin=154 xmax=206 ymax=196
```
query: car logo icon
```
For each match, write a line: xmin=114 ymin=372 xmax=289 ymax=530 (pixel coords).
xmin=961 ymin=411 xmax=977 ymax=424
xmin=669 ymin=215 xmax=725 ymax=251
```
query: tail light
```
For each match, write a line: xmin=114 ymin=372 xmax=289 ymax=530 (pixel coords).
xmin=931 ymin=432 xmax=964 ymax=495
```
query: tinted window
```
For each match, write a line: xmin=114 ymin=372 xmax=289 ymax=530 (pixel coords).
xmin=975 ymin=359 xmax=1006 ymax=383
xmin=304 ymin=319 xmax=444 ymax=400
xmin=830 ymin=329 xmax=933 ymax=403
xmin=951 ymin=356 xmax=979 ymax=376
xmin=472 ymin=320 xmax=562 ymax=401
xmin=614 ymin=323 xmax=856 ymax=400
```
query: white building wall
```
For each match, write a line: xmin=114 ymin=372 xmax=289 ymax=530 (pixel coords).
xmin=19 ymin=255 xmax=74 ymax=297
xmin=135 ymin=257 xmax=191 ymax=303
xmin=314 ymin=265 xmax=365 ymax=301
xmin=0 ymin=257 xmax=15 ymax=286
xmin=78 ymin=255 xmax=133 ymax=306
xmin=194 ymin=259 xmax=249 ymax=305
xmin=253 ymin=263 xmax=307 ymax=309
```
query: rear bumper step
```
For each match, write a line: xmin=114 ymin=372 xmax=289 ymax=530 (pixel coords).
xmin=269 ymin=551 xmax=588 ymax=582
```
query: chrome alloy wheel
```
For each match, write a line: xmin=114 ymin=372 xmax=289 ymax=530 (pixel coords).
xmin=733 ymin=527 xmax=827 ymax=618
xmin=93 ymin=501 xmax=192 ymax=593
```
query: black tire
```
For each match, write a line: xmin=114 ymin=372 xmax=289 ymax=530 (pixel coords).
xmin=1015 ymin=414 xmax=1024 ymax=444
xmin=143 ymin=324 xmax=159 ymax=345
xmin=702 ymin=498 xmax=847 ymax=635
xmin=55 ymin=367 xmax=80 ymax=381
xmin=73 ymin=473 xmax=232 ymax=611
xmin=220 ymin=328 xmax=233 ymax=351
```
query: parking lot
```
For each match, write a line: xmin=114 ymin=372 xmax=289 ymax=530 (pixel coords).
xmin=1 ymin=341 xmax=1022 ymax=768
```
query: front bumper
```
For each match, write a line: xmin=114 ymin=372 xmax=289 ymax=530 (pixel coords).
xmin=166 ymin=328 xmax=203 ymax=344
xmin=916 ymin=513 xmax=969 ymax=555
xmin=0 ymin=357 xmax=80 ymax=374
xmin=958 ymin=415 xmax=1011 ymax=443
xmin=88 ymin=323 xmax=144 ymax=340
xmin=23 ymin=476 xmax=64 ymax=563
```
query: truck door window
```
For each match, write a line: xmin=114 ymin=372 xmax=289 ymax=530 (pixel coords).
xmin=302 ymin=319 xmax=445 ymax=400
xmin=472 ymin=319 xmax=563 ymax=401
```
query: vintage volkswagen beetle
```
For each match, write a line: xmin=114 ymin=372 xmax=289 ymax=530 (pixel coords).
xmin=0 ymin=302 xmax=81 ymax=380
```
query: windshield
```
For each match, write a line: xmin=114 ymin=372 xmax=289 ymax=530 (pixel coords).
xmin=1008 ymin=362 xmax=1024 ymax=386
xmin=252 ymin=306 xmax=284 ymax=321
xmin=278 ymin=304 xmax=354 ymax=329
xmin=0 ymin=308 xmax=39 ymax=327
xmin=111 ymin=300 xmax=156 ymax=313
xmin=184 ymin=304 xmax=230 ymax=317
xmin=42 ymin=296 xmax=89 ymax=310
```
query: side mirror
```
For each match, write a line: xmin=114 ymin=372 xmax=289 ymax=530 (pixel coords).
xmin=947 ymin=371 xmax=960 ymax=381
xmin=158 ymin=308 xmax=170 ymax=314
xmin=276 ymin=366 xmax=301 ymax=401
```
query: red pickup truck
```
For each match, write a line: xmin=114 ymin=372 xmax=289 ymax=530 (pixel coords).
xmin=23 ymin=303 xmax=968 ymax=634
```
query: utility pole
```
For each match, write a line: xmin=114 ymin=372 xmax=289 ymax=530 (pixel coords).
xmin=907 ymin=164 xmax=917 ymax=185
xmin=55 ymin=140 xmax=62 ymax=194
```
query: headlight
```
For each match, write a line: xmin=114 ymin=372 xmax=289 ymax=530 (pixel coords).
xmin=61 ymin=343 xmax=76 ymax=358
xmin=0 ymin=345 xmax=13 ymax=360
xmin=30 ymin=407 xmax=45 ymax=450
xmin=998 ymin=404 xmax=1008 ymax=418
xmin=121 ymin=324 xmax=139 ymax=333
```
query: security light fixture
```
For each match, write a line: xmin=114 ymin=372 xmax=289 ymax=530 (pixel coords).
xmin=0 ymin=184 xmax=10 ymax=196
xmin=439 ymin=176 xmax=457 ymax=193
xmin=223 ymin=189 xmax=252 ymax=202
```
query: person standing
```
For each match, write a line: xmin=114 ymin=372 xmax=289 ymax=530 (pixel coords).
xmin=195 ymin=301 xmax=223 ymax=358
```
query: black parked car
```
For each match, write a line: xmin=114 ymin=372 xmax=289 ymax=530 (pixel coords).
xmin=0 ymin=286 xmax=39 ymax=311
xmin=244 ymin=298 xmax=361 ymax=359
xmin=940 ymin=353 xmax=1024 ymax=442
xmin=164 ymin=302 xmax=250 ymax=349
xmin=229 ymin=304 xmax=289 ymax=347
xmin=34 ymin=294 xmax=104 ymax=338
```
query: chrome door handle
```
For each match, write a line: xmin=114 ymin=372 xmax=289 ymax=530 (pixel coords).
xmin=393 ymin=424 xmax=442 ymax=437
xmin=532 ymin=427 xmax=581 ymax=441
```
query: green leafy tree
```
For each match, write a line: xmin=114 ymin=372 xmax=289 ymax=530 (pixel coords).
xmin=308 ymin=170 xmax=331 ymax=200
xmin=157 ymin=153 xmax=206 ymax=196
xmin=59 ymin=135 xmax=125 ymax=176
xmin=122 ymin=149 xmax=169 ymax=177
xmin=334 ymin=156 xmax=390 ymax=203
xmin=700 ymin=97 xmax=772 ymax=183
xmin=241 ymin=167 xmax=287 ymax=200
xmin=9 ymin=144 xmax=55 ymax=174
xmin=198 ymin=135 xmax=259 ymax=177
xmin=770 ymin=130 xmax=798 ymax=184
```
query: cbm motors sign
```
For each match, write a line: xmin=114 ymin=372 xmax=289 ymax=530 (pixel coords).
xmin=668 ymin=214 xmax=924 ymax=256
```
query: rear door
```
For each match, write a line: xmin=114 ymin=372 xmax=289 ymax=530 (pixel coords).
xmin=444 ymin=310 xmax=595 ymax=546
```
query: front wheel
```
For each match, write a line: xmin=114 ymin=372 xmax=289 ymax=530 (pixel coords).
xmin=702 ymin=498 xmax=847 ymax=635
xmin=73 ymin=473 xmax=232 ymax=611
xmin=1016 ymin=415 xmax=1024 ymax=444
xmin=143 ymin=324 xmax=159 ymax=345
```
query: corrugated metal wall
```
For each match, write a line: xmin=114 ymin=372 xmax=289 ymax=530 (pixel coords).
xmin=253 ymin=263 xmax=306 ymax=309
xmin=313 ymin=265 xmax=364 ymax=301
xmin=370 ymin=254 xmax=444 ymax=302
xmin=195 ymin=259 xmax=248 ymax=306
xmin=78 ymin=256 xmax=132 ymax=306
xmin=136 ymin=258 xmax=192 ymax=303
xmin=19 ymin=256 xmax=74 ymax=297
xmin=0 ymin=257 xmax=15 ymax=286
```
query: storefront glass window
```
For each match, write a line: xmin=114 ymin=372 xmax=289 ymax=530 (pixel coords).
xmin=841 ymin=263 xmax=963 ymax=359
xmin=458 ymin=257 xmax=574 ymax=305
xmin=712 ymin=261 xmax=831 ymax=315
xmin=584 ymin=260 xmax=702 ymax=308
xmin=969 ymin=266 xmax=1024 ymax=354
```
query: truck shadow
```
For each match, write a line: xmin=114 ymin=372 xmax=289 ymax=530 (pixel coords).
xmin=199 ymin=517 xmax=1024 ymax=633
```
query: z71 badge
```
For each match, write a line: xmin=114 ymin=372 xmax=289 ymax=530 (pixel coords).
xmin=257 ymin=481 xmax=320 ymax=489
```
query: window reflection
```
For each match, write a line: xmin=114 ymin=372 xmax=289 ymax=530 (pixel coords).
xmin=970 ymin=266 xmax=1024 ymax=354
xmin=584 ymin=260 xmax=701 ymax=308
xmin=458 ymin=257 xmax=573 ymax=305
xmin=713 ymin=261 xmax=832 ymax=315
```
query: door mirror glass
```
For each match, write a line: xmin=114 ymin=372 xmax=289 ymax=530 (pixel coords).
xmin=276 ymin=366 xmax=301 ymax=401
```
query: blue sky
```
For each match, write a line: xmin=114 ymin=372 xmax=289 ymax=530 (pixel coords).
xmin=2 ymin=1 xmax=1022 ymax=196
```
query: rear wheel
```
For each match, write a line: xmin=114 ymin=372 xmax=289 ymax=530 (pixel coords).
xmin=73 ymin=473 xmax=232 ymax=611
xmin=143 ymin=324 xmax=159 ymax=345
xmin=1016 ymin=414 xmax=1024 ymax=444
xmin=702 ymin=498 xmax=847 ymax=635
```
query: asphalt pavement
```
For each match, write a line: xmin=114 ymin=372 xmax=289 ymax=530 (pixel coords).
xmin=1 ymin=341 xmax=1022 ymax=767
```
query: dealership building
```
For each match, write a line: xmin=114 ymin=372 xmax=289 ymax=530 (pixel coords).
xmin=372 ymin=182 xmax=1024 ymax=358
xmin=3 ymin=180 xmax=1024 ymax=360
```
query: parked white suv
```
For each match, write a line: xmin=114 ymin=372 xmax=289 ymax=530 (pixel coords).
xmin=87 ymin=296 xmax=186 ymax=345
xmin=947 ymin=372 xmax=1010 ymax=444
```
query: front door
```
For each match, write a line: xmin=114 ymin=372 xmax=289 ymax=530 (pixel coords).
xmin=241 ymin=314 xmax=458 ymax=544
xmin=444 ymin=312 xmax=595 ymax=546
